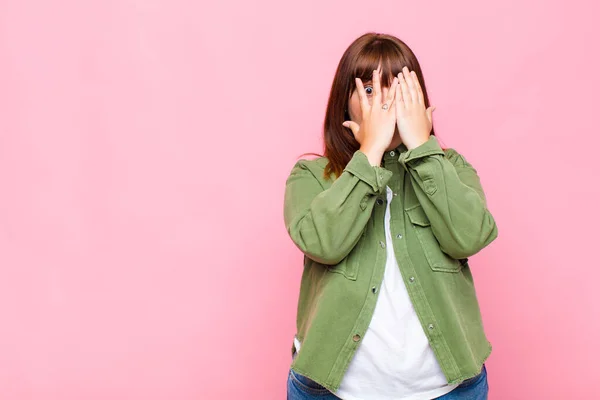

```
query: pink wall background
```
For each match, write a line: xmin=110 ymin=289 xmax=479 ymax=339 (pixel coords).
xmin=0 ymin=0 xmax=598 ymax=399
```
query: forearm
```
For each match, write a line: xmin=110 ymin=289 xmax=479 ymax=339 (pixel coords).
xmin=399 ymin=136 xmax=498 ymax=258
xmin=284 ymin=150 xmax=392 ymax=264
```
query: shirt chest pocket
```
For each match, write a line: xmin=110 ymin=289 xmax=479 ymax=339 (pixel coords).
xmin=405 ymin=204 xmax=463 ymax=273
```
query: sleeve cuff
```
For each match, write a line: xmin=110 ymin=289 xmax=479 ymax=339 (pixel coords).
xmin=399 ymin=135 xmax=445 ymax=168
xmin=344 ymin=150 xmax=393 ymax=194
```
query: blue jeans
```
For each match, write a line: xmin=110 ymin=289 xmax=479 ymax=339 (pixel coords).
xmin=287 ymin=354 xmax=488 ymax=400
xmin=433 ymin=364 xmax=488 ymax=399
xmin=286 ymin=368 xmax=342 ymax=399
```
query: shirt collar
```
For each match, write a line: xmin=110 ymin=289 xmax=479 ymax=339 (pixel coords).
xmin=382 ymin=142 xmax=408 ymax=163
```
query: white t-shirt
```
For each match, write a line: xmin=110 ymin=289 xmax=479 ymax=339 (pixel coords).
xmin=294 ymin=185 xmax=460 ymax=400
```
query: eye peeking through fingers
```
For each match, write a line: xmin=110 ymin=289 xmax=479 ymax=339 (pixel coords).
xmin=364 ymin=85 xmax=373 ymax=96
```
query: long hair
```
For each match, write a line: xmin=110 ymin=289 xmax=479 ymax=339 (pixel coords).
xmin=300 ymin=32 xmax=442 ymax=180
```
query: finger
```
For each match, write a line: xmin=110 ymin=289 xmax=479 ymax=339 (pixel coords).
xmin=398 ymin=71 xmax=411 ymax=106
xmin=426 ymin=106 xmax=436 ymax=123
xmin=403 ymin=66 xmax=418 ymax=104
xmin=386 ymin=76 xmax=399 ymax=106
xmin=355 ymin=77 xmax=369 ymax=112
xmin=411 ymin=70 xmax=425 ymax=105
xmin=395 ymin=83 xmax=404 ymax=111
xmin=342 ymin=120 xmax=360 ymax=135
xmin=372 ymin=69 xmax=382 ymax=104
xmin=388 ymin=94 xmax=397 ymax=116
xmin=381 ymin=86 xmax=390 ymax=110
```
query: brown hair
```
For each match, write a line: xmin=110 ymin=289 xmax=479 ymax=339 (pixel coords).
xmin=300 ymin=32 xmax=443 ymax=180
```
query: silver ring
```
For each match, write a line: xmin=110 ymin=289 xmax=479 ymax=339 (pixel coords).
xmin=382 ymin=103 xmax=389 ymax=110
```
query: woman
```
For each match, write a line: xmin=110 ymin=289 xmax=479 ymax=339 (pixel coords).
xmin=283 ymin=32 xmax=498 ymax=400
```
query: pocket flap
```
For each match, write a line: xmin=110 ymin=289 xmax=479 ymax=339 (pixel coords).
xmin=405 ymin=205 xmax=431 ymax=227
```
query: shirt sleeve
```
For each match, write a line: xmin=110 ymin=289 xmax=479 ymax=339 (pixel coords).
xmin=398 ymin=135 xmax=499 ymax=259
xmin=284 ymin=150 xmax=392 ymax=265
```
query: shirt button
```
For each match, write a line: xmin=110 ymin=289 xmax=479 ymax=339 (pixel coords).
xmin=379 ymin=241 xmax=386 ymax=248
xmin=390 ymin=151 xmax=395 ymax=156
xmin=409 ymin=276 xmax=415 ymax=282
xmin=353 ymin=334 xmax=361 ymax=342
xmin=376 ymin=198 xmax=384 ymax=205
xmin=372 ymin=286 xmax=378 ymax=293
xmin=396 ymin=233 xmax=403 ymax=239
xmin=428 ymin=324 xmax=434 ymax=330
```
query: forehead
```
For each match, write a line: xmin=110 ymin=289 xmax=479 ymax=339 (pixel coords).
xmin=354 ymin=60 xmax=397 ymax=87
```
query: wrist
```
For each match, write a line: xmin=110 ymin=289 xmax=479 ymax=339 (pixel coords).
xmin=404 ymin=136 xmax=430 ymax=150
xmin=359 ymin=145 xmax=385 ymax=166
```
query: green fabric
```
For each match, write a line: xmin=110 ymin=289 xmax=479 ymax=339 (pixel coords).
xmin=283 ymin=135 xmax=499 ymax=392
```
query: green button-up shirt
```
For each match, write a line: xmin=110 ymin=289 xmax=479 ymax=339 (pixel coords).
xmin=283 ymin=135 xmax=499 ymax=393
